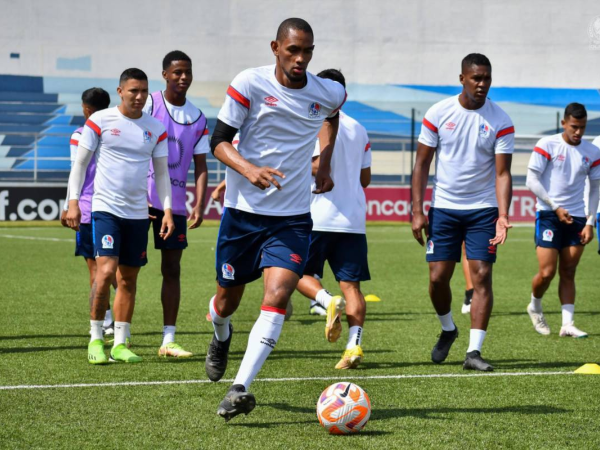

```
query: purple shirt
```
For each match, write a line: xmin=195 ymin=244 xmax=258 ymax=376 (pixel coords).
xmin=71 ymin=127 xmax=96 ymax=224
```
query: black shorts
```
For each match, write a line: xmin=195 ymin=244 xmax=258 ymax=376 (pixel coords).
xmin=149 ymin=207 xmax=188 ymax=250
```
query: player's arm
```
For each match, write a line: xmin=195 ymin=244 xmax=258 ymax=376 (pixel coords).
xmin=65 ymin=145 xmax=94 ymax=231
xmin=582 ymin=178 xmax=600 ymax=244
xmin=491 ymin=153 xmax=513 ymax=245
xmin=152 ymin=155 xmax=175 ymax=239
xmin=526 ymin=168 xmax=572 ymax=224
xmin=360 ymin=140 xmax=372 ymax=188
xmin=211 ymin=179 xmax=226 ymax=202
xmin=188 ymin=153 xmax=208 ymax=229
xmin=313 ymin=114 xmax=338 ymax=194
xmin=411 ymin=143 xmax=436 ymax=246
xmin=211 ymin=119 xmax=284 ymax=190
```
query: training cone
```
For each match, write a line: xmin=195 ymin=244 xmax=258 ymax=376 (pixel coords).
xmin=574 ymin=363 xmax=600 ymax=374
xmin=365 ymin=294 xmax=381 ymax=302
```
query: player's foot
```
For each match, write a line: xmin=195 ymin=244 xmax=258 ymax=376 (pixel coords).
xmin=216 ymin=384 xmax=256 ymax=422
xmin=325 ymin=296 xmax=346 ymax=343
xmin=110 ymin=344 xmax=143 ymax=363
xmin=335 ymin=345 xmax=364 ymax=369
xmin=526 ymin=304 xmax=551 ymax=335
xmin=205 ymin=311 xmax=212 ymax=322
xmin=102 ymin=322 xmax=115 ymax=336
xmin=158 ymin=342 xmax=193 ymax=358
xmin=105 ymin=335 xmax=132 ymax=348
xmin=88 ymin=339 xmax=108 ymax=365
xmin=559 ymin=322 xmax=588 ymax=339
xmin=463 ymin=350 xmax=494 ymax=371
xmin=285 ymin=299 xmax=293 ymax=321
xmin=461 ymin=297 xmax=471 ymax=314
xmin=309 ymin=301 xmax=327 ymax=316
xmin=431 ymin=327 xmax=458 ymax=364
xmin=205 ymin=324 xmax=233 ymax=382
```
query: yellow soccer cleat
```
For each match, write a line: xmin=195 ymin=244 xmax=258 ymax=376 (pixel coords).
xmin=158 ymin=342 xmax=193 ymax=358
xmin=335 ymin=345 xmax=364 ymax=369
xmin=325 ymin=296 xmax=346 ymax=343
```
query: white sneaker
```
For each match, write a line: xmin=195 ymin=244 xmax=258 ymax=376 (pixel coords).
xmin=461 ymin=302 xmax=471 ymax=314
xmin=559 ymin=322 xmax=588 ymax=338
xmin=526 ymin=304 xmax=551 ymax=335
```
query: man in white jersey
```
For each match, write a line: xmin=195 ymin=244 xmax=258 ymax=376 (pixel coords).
xmin=144 ymin=50 xmax=209 ymax=358
xmin=205 ymin=18 xmax=346 ymax=421
xmin=66 ymin=68 xmax=174 ymax=364
xmin=525 ymin=103 xmax=600 ymax=338
xmin=592 ymin=135 xmax=600 ymax=254
xmin=412 ymin=54 xmax=514 ymax=372
xmin=295 ymin=69 xmax=372 ymax=370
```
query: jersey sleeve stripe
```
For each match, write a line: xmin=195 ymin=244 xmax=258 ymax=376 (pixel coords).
xmin=70 ymin=139 xmax=79 ymax=146
xmin=227 ymin=86 xmax=250 ymax=109
xmin=534 ymin=146 xmax=551 ymax=160
xmin=157 ymin=131 xmax=168 ymax=143
xmin=591 ymin=159 xmax=600 ymax=168
xmin=422 ymin=118 xmax=438 ymax=133
xmin=261 ymin=305 xmax=286 ymax=315
xmin=496 ymin=126 xmax=515 ymax=138
xmin=365 ymin=142 xmax=371 ymax=152
xmin=85 ymin=119 xmax=101 ymax=136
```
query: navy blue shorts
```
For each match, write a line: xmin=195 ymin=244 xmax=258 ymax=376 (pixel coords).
xmin=597 ymin=213 xmax=600 ymax=255
xmin=92 ymin=211 xmax=149 ymax=267
xmin=304 ymin=231 xmax=370 ymax=282
xmin=75 ymin=223 xmax=94 ymax=259
xmin=426 ymin=207 xmax=498 ymax=263
xmin=215 ymin=208 xmax=312 ymax=287
xmin=535 ymin=211 xmax=585 ymax=250
xmin=149 ymin=207 xmax=188 ymax=250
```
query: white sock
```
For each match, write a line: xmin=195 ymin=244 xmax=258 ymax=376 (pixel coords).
xmin=162 ymin=325 xmax=176 ymax=346
xmin=346 ymin=326 xmax=363 ymax=350
xmin=210 ymin=296 xmax=231 ymax=342
xmin=103 ymin=309 xmax=113 ymax=327
xmin=90 ymin=320 xmax=103 ymax=342
xmin=114 ymin=321 xmax=130 ymax=347
xmin=233 ymin=306 xmax=285 ymax=389
xmin=561 ymin=304 xmax=575 ymax=326
xmin=530 ymin=294 xmax=543 ymax=313
xmin=437 ymin=311 xmax=456 ymax=332
xmin=315 ymin=289 xmax=333 ymax=309
xmin=467 ymin=329 xmax=486 ymax=353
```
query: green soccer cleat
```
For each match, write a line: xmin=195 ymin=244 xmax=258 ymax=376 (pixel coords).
xmin=110 ymin=344 xmax=143 ymax=363
xmin=88 ymin=339 xmax=108 ymax=365
xmin=158 ymin=342 xmax=193 ymax=358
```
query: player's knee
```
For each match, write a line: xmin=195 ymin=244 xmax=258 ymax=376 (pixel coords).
xmin=429 ymin=269 xmax=452 ymax=288
xmin=539 ymin=267 xmax=557 ymax=283
xmin=558 ymin=264 xmax=576 ymax=280
xmin=161 ymin=262 xmax=181 ymax=281
xmin=263 ymin=285 xmax=291 ymax=307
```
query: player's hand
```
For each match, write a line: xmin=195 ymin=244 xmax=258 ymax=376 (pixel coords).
xmin=489 ymin=215 xmax=512 ymax=246
xmin=580 ymin=225 xmax=593 ymax=245
xmin=245 ymin=165 xmax=285 ymax=190
xmin=411 ymin=211 xmax=428 ymax=246
xmin=148 ymin=203 xmax=157 ymax=220
xmin=60 ymin=210 xmax=69 ymax=228
xmin=188 ymin=206 xmax=204 ymax=230
xmin=313 ymin=169 xmax=334 ymax=194
xmin=555 ymin=207 xmax=573 ymax=225
xmin=211 ymin=189 xmax=222 ymax=202
xmin=160 ymin=210 xmax=175 ymax=240
xmin=65 ymin=201 xmax=81 ymax=231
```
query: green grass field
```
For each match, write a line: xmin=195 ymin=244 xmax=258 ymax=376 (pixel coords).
xmin=1 ymin=224 xmax=599 ymax=449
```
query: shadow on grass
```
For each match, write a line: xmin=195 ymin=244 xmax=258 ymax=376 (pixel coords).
xmin=0 ymin=330 xmax=214 ymax=341
xmin=373 ymin=404 xmax=570 ymax=420
xmin=0 ymin=345 xmax=86 ymax=354
xmin=493 ymin=310 xmax=600 ymax=317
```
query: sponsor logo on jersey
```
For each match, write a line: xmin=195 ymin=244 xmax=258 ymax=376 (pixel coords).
xmin=445 ymin=122 xmax=456 ymax=131
xmin=542 ymin=229 xmax=554 ymax=242
xmin=260 ymin=337 xmax=277 ymax=349
xmin=110 ymin=129 xmax=121 ymax=136
xmin=264 ymin=96 xmax=279 ymax=107
xmin=308 ymin=102 xmax=321 ymax=118
xmin=557 ymin=154 xmax=566 ymax=162
xmin=143 ymin=130 xmax=153 ymax=143
xmin=426 ymin=240 xmax=434 ymax=254
xmin=479 ymin=123 xmax=490 ymax=138
xmin=222 ymin=263 xmax=235 ymax=280
xmin=101 ymin=234 xmax=114 ymax=249
xmin=290 ymin=253 xmax=303 ymax=264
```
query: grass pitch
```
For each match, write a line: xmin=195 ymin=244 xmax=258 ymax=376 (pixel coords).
xmin=1 ymin=224 xmax=600 ymax=449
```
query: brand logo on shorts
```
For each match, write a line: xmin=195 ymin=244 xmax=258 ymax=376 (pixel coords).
xmin=308 ymin=102 xmax=321 ymax=118
xmin=110 ymin=128 xmax=121 ymax=136
xmin=264 ymin=96 xmax=279 ymax=107
xmin=140 ymin=251 xmax=146 ymax=259
xmin=260 ymin=337 xmax=277 ymax=349
xmin=488 ymin=245 xmax=497 ymax=254
xmin=542 ymin=229 xmax=554 ymax=242
xmin=222 ymin=263 xmax=235 ymax=280
xmin=290 ymin=253 xmax=303 ymax=264
xmin=177 ymin=234 xmax=186 ymax=243
xmin=101 ymin=235 xmax=114 ymax=249
xmin=426 ymin=240 xmax=434 ymax=254
xmin=479 ymin=123 xmax=490 ymax=138
xmin=143 ymin=131 xmax=153 ymax=143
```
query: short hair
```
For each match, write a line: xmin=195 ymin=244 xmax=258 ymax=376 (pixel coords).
xmin=163 ymin=50 xmax=192 ymax=70
xmin=564 ymin=102 xmax=587 ymax=120
xmin=461 ymin=53 xmax=492 ymax=73
xmin=81 ymin=88 xmax=110 ymax=111
xmin=276 ymin=18 xmax=313 ymax=41
xmin=119 ymin=68 xmax=147 ymax=85
xmin=317 ymin=68 xmax=346 ymax=88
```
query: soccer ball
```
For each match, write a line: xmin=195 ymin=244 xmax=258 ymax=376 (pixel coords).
xmin=316 ymin=382 xmax=371 ymax=434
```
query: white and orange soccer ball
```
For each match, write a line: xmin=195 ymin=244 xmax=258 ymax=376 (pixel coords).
xmin=316 ymin=382 xmax=371 ymax=434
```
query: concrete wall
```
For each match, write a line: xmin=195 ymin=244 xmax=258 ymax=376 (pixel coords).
xmin=2 ymin=0 xmax=600 ymax=88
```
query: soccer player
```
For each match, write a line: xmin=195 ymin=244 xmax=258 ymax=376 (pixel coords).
xmin=66 ymin=68 xmax=174 ymax=364
xmin=411 ymin=53 xmax=514 ymax=372
xmin=592 ymin=135 xmax=600 ymax=254
xmin=144 ymin=50 xmax=209 ymax=358
xmin=525 ymin=103 xmax=600 ymax=338
xmin=295 ymin=69 xmax=371 ymax=369
xmin=61 ymin=88 xmax=116 ymax=334
xmin=205 ymin=18 xmax=346 ymax=421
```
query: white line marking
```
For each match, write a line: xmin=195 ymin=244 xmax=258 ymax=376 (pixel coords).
xmin=0 ymin=371 xmax=573 ymax=391
xmin=0 ymin=234 xmax=72 ymax=242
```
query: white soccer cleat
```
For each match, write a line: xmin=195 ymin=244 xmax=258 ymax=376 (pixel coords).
xmin=559 ymin=322 xmax=588 ymax=339
xmin=526 ymin=304 xmax=551 ymax=335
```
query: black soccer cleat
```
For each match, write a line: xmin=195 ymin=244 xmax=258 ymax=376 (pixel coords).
xmin=205 ymin=323 xmax=233 ymax=382
xmin=431 ymin=327 xmax=458 ymax=364
xmin=463 ymin=350 xmax=494 ymax=372
xmin=217 ymin=384 xmax=256 ymax=422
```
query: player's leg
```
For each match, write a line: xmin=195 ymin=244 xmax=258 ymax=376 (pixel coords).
xmin=296 ymin=231 xmax=333 ymax=316
xmin=88 ymin=256 xmax=117 ymax=364
xmin=528 ymin=247 xmax=557 ymax=334
xmin=336 ymin=281 xmax=366 ymax=369
xmin=110 ymin=264 xmax=143 ymax=362
xmin=85 ymin=257 xmax=114 ymax=335
xmin=461 ymin=242 xmax=474 ymax=314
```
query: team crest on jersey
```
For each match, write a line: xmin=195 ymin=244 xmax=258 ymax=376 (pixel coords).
xmin=479 ymin=123 xmax=490 ymax=137
xmin=542 ymin=229 xmax=554 ymax=242
xmin=222 ymin=263 xmax=235 ymax=280
xmin=308 ymin=102 xmax=321 ymax=118
xmin=582 ymin=156 xmax=591 ymax=168
xmin=426 ymin=240 xmax=434 ymax=254
xmin=143 ymin=131 xmax=153 ymax=143
xmin=102 ymin=235 xmax=114 ymax=249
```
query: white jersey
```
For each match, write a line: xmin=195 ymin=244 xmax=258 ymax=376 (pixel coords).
xmin=79 ymin=106 xmax=168 ymax=219
xmin=528 ymin=134 xmax=600 ymax=217
xmin=217 ymin=65 xmax=347 ymax=216
xmin=418 ymin=95 xmax=514 ymax=209
xmin=310 ymin=112 xmax=371 ymax=234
